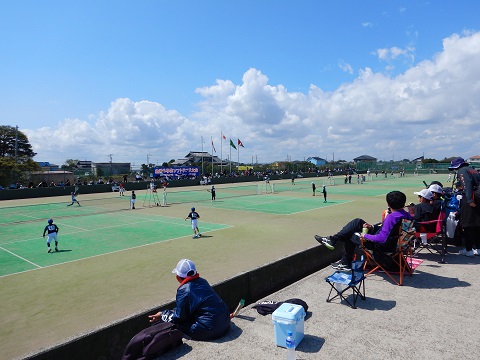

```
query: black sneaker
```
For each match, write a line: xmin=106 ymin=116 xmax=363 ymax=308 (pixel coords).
xmin=48 ymin=249 xmax=52 ymax=253
xmin=55 ymin=247 xmax=58 ymax=252
xmin=330 ymin=260 xmax=343 ymax=268
xmin=316 ymin=235 xmax=334 ymax=250
xmin=314 ymin=235 xmax=335 ymax=249
xmin=332 ymin=263 xmax=351 ymax=271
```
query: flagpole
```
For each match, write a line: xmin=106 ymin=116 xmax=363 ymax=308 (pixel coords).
xmin=201 ymin=136 xmax=204 ymax=176
xmin=211 ymin=136 xmax=214 ymax=175
xmin=229 ymin=142 xmax=232 ymax=174
xmin=221 ymin=132 xmax=223 ymax=175
xmin=237 ymin=142 xmax=239 ymax=169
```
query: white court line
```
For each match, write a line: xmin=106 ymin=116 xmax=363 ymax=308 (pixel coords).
xmin=0 ymin=246 xmax=42 ymax=268
xmin=2 ymin=214 xmax=230 ymax=246
xmin=0 ymin=226 xmax=232 ymax=279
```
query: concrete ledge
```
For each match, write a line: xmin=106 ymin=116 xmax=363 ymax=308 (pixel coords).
xmin=22 ymin=245 xmax=340 ymax=360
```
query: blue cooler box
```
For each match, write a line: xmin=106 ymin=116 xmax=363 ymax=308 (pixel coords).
xmin=271 ymin=302 xmax=306 ymax=348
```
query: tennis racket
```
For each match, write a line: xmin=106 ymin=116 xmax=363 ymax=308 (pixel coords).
xmin=230 ymin=299 xmax=245 ymax=318
xmin=74 ymin=185 xmax=79 ymax=195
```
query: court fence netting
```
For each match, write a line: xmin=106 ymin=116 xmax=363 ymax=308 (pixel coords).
xmin=0 ymin=183 xmax=277 ymax=224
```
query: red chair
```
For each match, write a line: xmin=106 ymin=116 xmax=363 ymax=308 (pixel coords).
xmin=413 ymin=211 xmax=447 ymax=263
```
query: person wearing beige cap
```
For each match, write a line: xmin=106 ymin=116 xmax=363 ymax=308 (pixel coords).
xmin=148 ymin=259 xmax=231 ymax=340
xmin=412 ymin=189 xmax=436 ymax=232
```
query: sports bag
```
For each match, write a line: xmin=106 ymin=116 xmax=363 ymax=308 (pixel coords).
xmin=122 ymin=321 xmax=183 ymax=360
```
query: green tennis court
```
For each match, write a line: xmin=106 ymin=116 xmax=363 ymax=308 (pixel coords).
xmin=0 ymin=187 xmax=343 ymax=277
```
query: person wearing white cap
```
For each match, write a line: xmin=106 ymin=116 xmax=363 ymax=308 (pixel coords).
xmin=428 ymin=183 xmax=444 ymax=215
xmin=448 ymin=157 xmax=480 ymax=256
xmin=147 ymin=259 xmax=231 ymax=340
xmin=412 ymin=188 xmax=436 ymax=232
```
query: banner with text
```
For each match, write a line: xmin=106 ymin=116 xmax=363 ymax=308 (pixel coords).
xmin=154 ymin=166 xmax=199 ymax=178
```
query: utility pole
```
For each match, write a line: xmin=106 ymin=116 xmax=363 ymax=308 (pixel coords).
xmin=108 ymin=154 xmax=113 ymax=177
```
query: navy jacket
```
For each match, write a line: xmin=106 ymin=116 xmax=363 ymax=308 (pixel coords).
xmin=171 ymin=275 xmax=230 ymax=341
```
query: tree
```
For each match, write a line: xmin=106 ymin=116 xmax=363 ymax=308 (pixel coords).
xmin=0 ymin=125 xmax=39 ymax=186
xmin=0 ymin=125 xmax=36 ymax=158
xmin=61 ymin=159 xmax=79 ymax=170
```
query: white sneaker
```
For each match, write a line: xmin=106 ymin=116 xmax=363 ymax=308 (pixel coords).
xmin=473 ymin=248 xmax=480 ymax=256
xmin=459 ymin=249 xmax=474 ymax=257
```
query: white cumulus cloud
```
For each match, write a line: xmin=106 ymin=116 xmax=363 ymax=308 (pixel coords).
xmin=25 ymin=31 xmax=480 ymax=165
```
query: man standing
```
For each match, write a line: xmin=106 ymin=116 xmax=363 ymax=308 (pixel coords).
xmin=322 ymin=185 xmax=327 ymax=202
xmin=311 ymin=182 xmax=316 ymax=196
xmin=42 ymin=219 xmax=59 ymax=253
xmin=449 ymin=157 xmax=480 ymax=256
xmin=131 ymin=191 xmax=136 ymax=209
xmin=211 ymin=185 xmax=216 ymax=201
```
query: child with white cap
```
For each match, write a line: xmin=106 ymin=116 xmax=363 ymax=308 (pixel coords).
xmin=412 ymin=188 xmax=436 ymax=232
xmin=148 ymin=259 xmax=231 ymax=340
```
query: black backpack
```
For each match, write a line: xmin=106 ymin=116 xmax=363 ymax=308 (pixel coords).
xmin=122 ymin=322 xmax=183 ymax=360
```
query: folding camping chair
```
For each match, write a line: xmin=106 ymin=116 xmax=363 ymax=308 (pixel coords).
xmin=413 ymin=210 xmax=447 ymax=263
xmin=325 ymin=255 xmax=366 ymax=309
xmin=361 ymin=219 xmax=416 ymax=286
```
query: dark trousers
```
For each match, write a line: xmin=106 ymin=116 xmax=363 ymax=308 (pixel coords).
xmin=463 ymin=226 xmax=480 ymax=251
xmin=331 ymin=218 xmax=385 ymax=264
xmin=330 ymin=218 xmax=364 ymax=264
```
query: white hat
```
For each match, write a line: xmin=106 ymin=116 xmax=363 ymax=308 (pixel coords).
xmin=428 ymin=184 xmax=443 ymax=194
xmin=172 ymin=259 xmax=197 ymax=278
xmin=414 ymin=189 xmax=433 ymax=200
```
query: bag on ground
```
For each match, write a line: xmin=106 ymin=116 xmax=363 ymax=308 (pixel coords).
xmin=122 ymin=321 xmax=183 ymax=360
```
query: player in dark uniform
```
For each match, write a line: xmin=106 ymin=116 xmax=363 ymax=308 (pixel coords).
xmin=131 ymin=190 xmax=136 ymax=209
xmin=42 ymin=219 xmax=59 ymax=253
xmin=185 ymin=207 xmax=201 ymax=238
xmin=211 ymin=185 xmax=216 ymax=201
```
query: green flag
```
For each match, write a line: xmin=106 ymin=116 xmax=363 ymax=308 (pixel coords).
xmin=229 ymin=139 xmax=237 ymax=150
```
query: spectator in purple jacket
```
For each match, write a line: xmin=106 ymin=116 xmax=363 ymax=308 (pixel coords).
xmin=314 ymin=190 xmax=412 ymax=271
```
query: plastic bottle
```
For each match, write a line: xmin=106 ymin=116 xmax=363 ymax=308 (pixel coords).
xmin=285 ymin=330 xmax=296 ymax=360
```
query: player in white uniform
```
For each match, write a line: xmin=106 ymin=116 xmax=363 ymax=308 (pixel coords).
xmin=42 ymin=218 xmax=59 ymax=253
xmin=185 ymin=207 xmax=201 ymax=238
xmin=67 ymin=192 xmax=81 ymax=206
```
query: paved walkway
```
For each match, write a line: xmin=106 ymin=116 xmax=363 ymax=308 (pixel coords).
xmin=161 ymin=248 xmax=479 ymax=360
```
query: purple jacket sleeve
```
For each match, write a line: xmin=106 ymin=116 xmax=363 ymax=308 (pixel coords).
xmin=364 ymin=210 xmax=412 ymax=244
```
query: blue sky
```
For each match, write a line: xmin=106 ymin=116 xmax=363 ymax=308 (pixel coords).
xmin=1 ymin=1 xmax=480 ymax=167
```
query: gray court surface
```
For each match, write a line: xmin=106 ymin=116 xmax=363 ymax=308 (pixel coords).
xmin=161 ymin=250 xmax=479 ymax=360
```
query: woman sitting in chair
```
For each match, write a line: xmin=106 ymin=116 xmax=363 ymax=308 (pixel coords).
xmin=412 ymin=188 xmax=437 ymax=232
xmin=314 ymin=191 xmax=412 ymax=271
